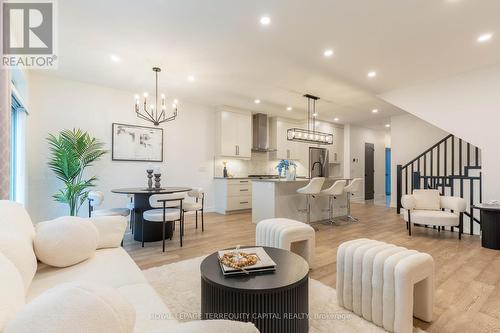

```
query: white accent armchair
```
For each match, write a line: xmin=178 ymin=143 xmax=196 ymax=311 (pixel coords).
xmin=401 ymin=189 xmax=466 ymax=239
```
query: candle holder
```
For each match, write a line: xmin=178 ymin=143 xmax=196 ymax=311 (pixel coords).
xmin=146 ymin=169 xmax=154 ymax=189
xmin=154 ymin=173 xmax=161 ymax=189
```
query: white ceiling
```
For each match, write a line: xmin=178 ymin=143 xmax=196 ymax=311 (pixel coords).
xmin=42 ymin=0 xmax=500 ymax=130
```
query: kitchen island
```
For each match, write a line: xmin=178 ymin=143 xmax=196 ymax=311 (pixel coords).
xmin=251 ymin=178 xmax=350 ymax=224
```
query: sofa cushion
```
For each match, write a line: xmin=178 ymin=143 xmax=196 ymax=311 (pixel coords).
xmin=27 ymin=247 xmax=146 ymax=302
xmin=0 ymin=252 xmax=25 ymax=331
xmin=413 ymin=190 xmax=441 ymax=211
xmin=4 ymin=282 xmax=135 ymax=333
xmin=0 ymin=233 xmax=37 ymax=290
xmin=90 ymin=215 xmax=127 ymax=249
xmin=34 ymin=216 xmax=98 ymax=267
xmin=0 ymin=200 xmax=35 ymax=242
xmin=404 ymin=210 xmax=460 ymax=227
xmin=117 ymin=283 xmax=178 ymax=332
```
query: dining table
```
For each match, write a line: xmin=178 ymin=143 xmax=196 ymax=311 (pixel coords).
xmin=111 ymin=187 xmax=192 ymax=242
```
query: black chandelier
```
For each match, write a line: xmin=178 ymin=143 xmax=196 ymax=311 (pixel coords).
xmin=287 ymin=94 xmax=333 ymax=145
xmin=135 ymin=67 xmax=178 ymax=126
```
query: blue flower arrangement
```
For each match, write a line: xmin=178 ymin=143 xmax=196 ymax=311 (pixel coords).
xmin=276 ymin=159 xmax=297 ymax=177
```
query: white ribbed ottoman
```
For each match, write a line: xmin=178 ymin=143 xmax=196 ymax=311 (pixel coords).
xmin=336 ymin=238 xmax=434 ymax=333
xmin=256 ymin=218 xmax=315 ymax=265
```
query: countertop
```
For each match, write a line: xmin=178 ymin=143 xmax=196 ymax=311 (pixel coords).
xmin=213 ymin=177 xmax=253 ymax=179
xmin=251 ymin=177 xmax=349 ymax=183
xmin=214 ymin=176 xmax=309 ymax=180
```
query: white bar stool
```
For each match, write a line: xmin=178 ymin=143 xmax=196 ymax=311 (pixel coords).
xmin=343 ymin=178 xmax=363 ymax=222
xmin=320 ymin=180 xmax=347 ymax=224
xmin=296 ymin=177 xmax=325 ymax=225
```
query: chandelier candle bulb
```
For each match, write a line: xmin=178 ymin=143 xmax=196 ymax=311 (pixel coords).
xmin=135 ymin=67 xmax=178 ymax=126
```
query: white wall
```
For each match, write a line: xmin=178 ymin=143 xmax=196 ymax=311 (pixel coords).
xmin=381 ymin=64 xmax=500 ymax=202
xmin=345 ymin=125 xmax=386 ymax=200
xmin=389 ymin=114 xmax=449 ymax=206
xmin=27 ymin=74 xmax=216 ymax=222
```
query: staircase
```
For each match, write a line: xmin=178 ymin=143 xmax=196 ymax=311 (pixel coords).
xmin=396 ymin=134 xmax=482 ymax=235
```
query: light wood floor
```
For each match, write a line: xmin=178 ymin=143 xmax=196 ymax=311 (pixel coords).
xmin=123 ymin=203 xmax=500 ymax=333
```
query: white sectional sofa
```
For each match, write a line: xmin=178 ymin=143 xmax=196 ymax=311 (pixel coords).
xmin=0 ymin=200 xmax=258 ymax=333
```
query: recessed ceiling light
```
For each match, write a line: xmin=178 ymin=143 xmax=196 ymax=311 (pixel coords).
xmin=367 ymin=71 xmax=377 ymax=78
xmin=187 ymin=75 xmax=195 ymax=82
xmin=334 ymin=117 xmax=339 ymax=121
xmin=477 ymin=33 xmax=493 ymax=43
xmin=323 ymin=49 xmax=334 ymax=57
xmin=286 ymin=106 xmax=292 ymax=111
xmin=254 ymin=99 xmax=261 ymax=104
xmin=372 ymin=109 xmax=379 ymax=113
xmin=110 ymin=54 xmax=121 ymax=62
xmin=385 ymin=124 xmax=391 ymax=128
xmin=260 ymin=16 xmax=271 ymax=26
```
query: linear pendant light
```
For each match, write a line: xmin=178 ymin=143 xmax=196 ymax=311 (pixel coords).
xmin=287 ymin=94 xmax=333 ymax=145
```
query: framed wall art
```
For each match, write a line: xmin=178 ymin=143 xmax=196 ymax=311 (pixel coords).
xmin=111 ymin=123 xmax=163 ymax=162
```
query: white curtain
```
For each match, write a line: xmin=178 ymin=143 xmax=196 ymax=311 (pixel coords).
xmin=0 ymin=68 xmax=11 ymax=200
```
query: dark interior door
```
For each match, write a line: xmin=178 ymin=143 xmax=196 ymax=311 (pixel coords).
xmin=365 ymin=143 xmax=375 ymax=200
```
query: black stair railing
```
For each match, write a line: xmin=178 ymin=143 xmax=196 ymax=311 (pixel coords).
xmin=396 ymin=134 xmax=482 ymax=234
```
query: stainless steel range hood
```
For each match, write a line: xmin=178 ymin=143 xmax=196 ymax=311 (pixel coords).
xmin=252 ymin=113 xmax=276 ymax=152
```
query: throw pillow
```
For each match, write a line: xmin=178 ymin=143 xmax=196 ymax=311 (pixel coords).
xmin=413 ymin=189 xmax=441 ymax=211
xmin=34 ymin=216 xmax=98 ymax=267
xmin=90 ymin=215 xmax=127 ymax=249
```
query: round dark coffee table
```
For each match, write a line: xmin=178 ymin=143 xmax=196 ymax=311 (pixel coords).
xmin=200 ymin=247 xmax=309 ymax=333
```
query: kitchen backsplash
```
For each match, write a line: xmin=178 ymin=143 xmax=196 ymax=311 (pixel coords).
xmin=214 ymin=152 xmax=307 ymax=178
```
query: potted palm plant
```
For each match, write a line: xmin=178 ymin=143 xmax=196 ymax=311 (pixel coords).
xmin=47 ymin=129 xmax=107 ymax=216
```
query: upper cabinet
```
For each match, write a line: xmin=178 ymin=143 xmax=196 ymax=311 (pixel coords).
xmin=314 ymin=121 xmax=343 ymax=164
xmin=269 ymin=117 xmax=304 ymax=161
xmin=215 ymin=110 xmax=252 ymax=159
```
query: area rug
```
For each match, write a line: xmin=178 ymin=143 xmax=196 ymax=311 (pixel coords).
xmin=143 ymin=256 xmax=425 ymax=333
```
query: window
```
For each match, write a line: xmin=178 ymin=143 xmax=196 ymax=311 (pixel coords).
xmin=9 ymin=90 xmax=27 ymax=203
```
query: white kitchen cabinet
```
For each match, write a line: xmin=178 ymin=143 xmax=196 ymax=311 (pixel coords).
xmin=269 ymin=117 xmax=303 ymax=161
xmin=215 ymin=110 xmax=252 ymax=158
xmin=314 ymin=121 xmax=343 ymax=163
xmin=214 ymin=178 xmax=252 ymax=214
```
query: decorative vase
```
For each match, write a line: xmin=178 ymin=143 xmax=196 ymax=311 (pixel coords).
xmin=146 ymin=169 xmax=154 ymax=189
xmin=286 ymin=167 xmax=296 ymax=181
xmin=154 ymin=173 xmax=161 ymax=189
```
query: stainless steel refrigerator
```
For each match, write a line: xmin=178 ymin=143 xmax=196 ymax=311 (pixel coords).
xmin=309 ymin=147 xmax=329 ymax=178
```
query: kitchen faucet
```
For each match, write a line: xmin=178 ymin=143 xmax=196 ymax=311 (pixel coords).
xmin=311 ymin=161 xmax=323 ymax=177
